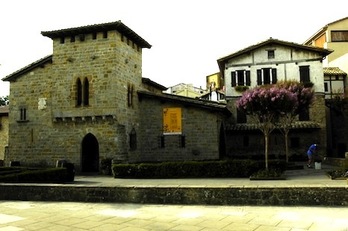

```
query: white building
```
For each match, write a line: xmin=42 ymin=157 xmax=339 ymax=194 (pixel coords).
xmin=218 ymin=38 xmax=332 ymax=99
xmin=217 ymin=38 xmax=332 ymax=158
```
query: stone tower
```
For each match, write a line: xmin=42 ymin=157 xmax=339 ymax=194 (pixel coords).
xmin=3 ymin=21 xmax=151 ymax=172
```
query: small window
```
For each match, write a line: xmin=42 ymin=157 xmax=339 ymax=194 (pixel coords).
xmin=257 ymin=68 xmax=277 ymax=85
xmin=324 ymin=82 xmax=328 ymax=92
xmin=83 ymin=78 xmax=89 ymax=106
xmin=103 ymin=31 xmax=108 ymax=38
xmin=127 ymin=84 xmax=134 ymax=107
xmin=76 ymin=79 xmax=82 ymax=106
xmin=331 ymin=31 xmax=348 ymax=42
xmin=19 ymin=107 xmax=27 ymax=121
xmin=60 ymin=37 xmax=65 ymax=44
xmin=70 ymin=36 xmax=75 ymax=42
xmin=268 ymin=50 xmax=275 ymax=59
xmin=92 ymin=32 xmax=97 ymax=40
xmin=299 ymin=66 xmax=310 ymax=83
xmin=231 ymin=70 xmax=251 ymax=87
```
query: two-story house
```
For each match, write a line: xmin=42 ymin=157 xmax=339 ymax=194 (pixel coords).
xmin=217 ymin=38 xmax=332 ymax=158
xmin=2 ymin=21 xmax=231 ymax=172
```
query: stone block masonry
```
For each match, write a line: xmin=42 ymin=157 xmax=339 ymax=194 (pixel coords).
xmin=0 ymin=184 xmax=347 ymax=206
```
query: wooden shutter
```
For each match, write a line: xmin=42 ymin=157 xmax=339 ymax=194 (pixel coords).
xmin=231 ymin=71 xmax=236 ymax=87
xmin=272 ymin=68 xmax=277 ymax=84
xmin=299 ymin=66 xmax=310 ymax=83
xmin=246 ymin=71 xmax=251 ymax=86
xmin=257 ymin=69 xmax=262 ymax=85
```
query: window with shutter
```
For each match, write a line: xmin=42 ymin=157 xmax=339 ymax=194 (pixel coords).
xmin=299 ymin=66 xmax=310 ymax=83
xmin=246 ymin=71 xmax=251 ymax=86
xmin=272 ymin=69 xmax=277 ymax=84
xmin=231 ymin=72 xmax=236 ymax=87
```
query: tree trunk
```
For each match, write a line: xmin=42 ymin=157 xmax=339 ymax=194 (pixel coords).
xmin=265 ymin=133 xmax=269 ymax=170
xmin=285 ymin=130 xmax=289 ymax=163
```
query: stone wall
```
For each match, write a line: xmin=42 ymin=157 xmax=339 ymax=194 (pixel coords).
xmin=0 ymin=115 xmax=8 ymax=161
xmin=5 ymin=29 xmax=143 ymax=169
xmin=136 ymin=96 xmax=225 ymax=162
xmin=0 ymin=185 xmax=346 ymax=206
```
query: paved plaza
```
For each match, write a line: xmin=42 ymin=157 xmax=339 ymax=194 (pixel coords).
xmin=0 ymin=163 xmax=347 ymax=230
xmin=0 ymin=201 xmax=347 ymax=231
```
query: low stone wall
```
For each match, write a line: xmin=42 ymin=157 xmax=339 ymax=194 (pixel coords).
xmin=0 ymin=185 xmax=347 ymax=206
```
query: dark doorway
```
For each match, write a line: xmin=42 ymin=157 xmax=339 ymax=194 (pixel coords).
xmin=81 ymin=133 xmax=99 ymax=172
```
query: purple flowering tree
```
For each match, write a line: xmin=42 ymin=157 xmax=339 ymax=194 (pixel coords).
xmin=236 ymin=86 xmax=298 ymax=170
xmin=275 ymin=81 xmax=315 ymax=162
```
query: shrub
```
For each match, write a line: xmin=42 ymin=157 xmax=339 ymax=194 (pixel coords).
xmin=112 ymin=160 xmax=262 ymax=178
xmin=100 ymin=158 xmax=113 ymax=175
xmin=0 ymin=167 xmax=74 ymax=183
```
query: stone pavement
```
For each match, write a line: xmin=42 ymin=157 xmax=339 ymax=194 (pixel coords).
xmin=71 ymin=162 xmax=347 ymax=188
xmin=0 ymin=163 xmax=347 ymax=230
xmin=0 ymin=201 xmax=347 ymax=231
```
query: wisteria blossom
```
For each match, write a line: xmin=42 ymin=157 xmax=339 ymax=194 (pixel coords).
xmin=236 ymin=86 xmax=299 ymax=170
xmin=275 ymin=80 xmax=315 ymax=162
xmin=236 ymin=86 xmax=298 ymax=118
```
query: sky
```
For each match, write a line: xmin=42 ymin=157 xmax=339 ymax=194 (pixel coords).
xmin=0 ymin=0 xmax=347 ymax=96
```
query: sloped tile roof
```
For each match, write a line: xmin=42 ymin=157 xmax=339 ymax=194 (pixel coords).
xmin=2 ymin=55 xmax=52 ymax=82
xmin=137 ymin=90 xmax=231 ymax=116
xmin=218 ymin=38 xmax=332 ymax=64
xmin=217 ymin=38 xmax=332 ymax=77
xmin=226 ymin=121 xmax=321 ymax=131
xmin=324 ymin=67 xmax=347 ymax=76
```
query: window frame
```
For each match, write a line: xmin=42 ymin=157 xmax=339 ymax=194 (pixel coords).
xmin=257 ymin=68 xmax=277 ymax=85
xmin=231 ymin=70 xmax=251 ymax=87
xmin=299 ymin=66 xmax=310 ymax=83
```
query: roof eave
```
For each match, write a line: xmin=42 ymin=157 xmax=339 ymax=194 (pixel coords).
xmin=2 ymin=55 xmax=53 ymax=82
xmin=41 ymin=20 xmax=152 ymax=49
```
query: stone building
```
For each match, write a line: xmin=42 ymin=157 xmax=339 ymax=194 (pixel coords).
xmin=2 ymin=21 xmax=231 ymax=172
xmin=217 ymin=38 xmax=332 ymax=158
xmin=0 ymin=106 xmax=9 ymax=164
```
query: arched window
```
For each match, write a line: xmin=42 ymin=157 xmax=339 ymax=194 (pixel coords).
xmin=83 ymin=77 xmax=89 ymax=106
xmin=76 ymin=78 xmax=82 ymax=106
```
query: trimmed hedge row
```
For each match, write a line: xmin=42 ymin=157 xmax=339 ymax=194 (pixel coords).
xmin=112 ymin=160 xmax=287 ymax=178
xmin=0 ymin=167 xmax=74 ymax=183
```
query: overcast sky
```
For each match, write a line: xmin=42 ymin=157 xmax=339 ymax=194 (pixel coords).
xmin=0 ymin=0 xmax=347 ymax=96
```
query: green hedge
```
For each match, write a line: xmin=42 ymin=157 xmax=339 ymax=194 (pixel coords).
xmin=112 ymin=160 xmax=273 ymax=178
xmin=0 ymin=167 xmax=74 ymax=183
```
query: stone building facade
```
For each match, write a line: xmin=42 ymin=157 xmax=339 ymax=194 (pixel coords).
xmin=2 ymin=21 xmax=231 ymax=172
xmin=0 ymin=106 xmax=9 ymax=163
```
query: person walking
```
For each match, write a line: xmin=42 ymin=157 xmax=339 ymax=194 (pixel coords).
xmin=306 ymin=144 xmax=318 ymax=168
